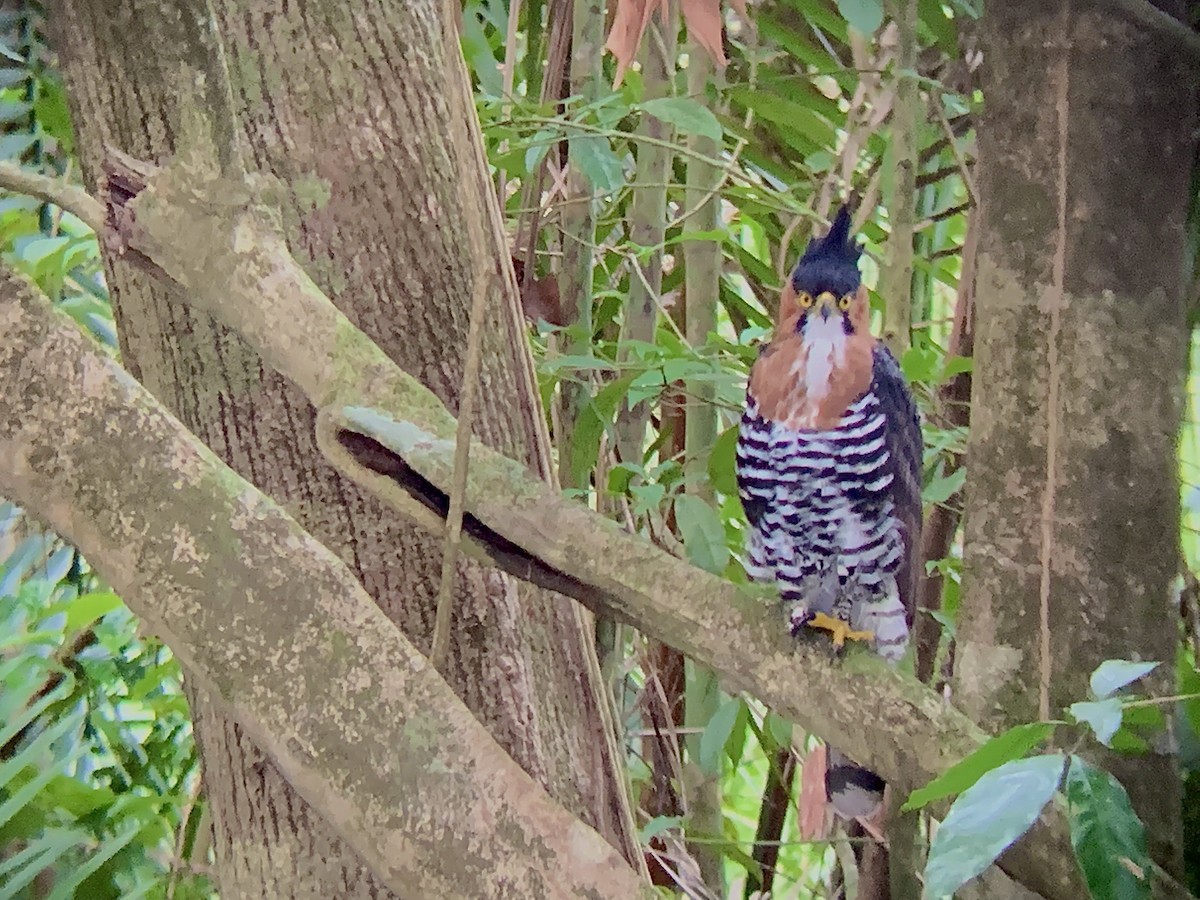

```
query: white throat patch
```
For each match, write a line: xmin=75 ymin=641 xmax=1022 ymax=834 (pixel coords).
xmin=800 ymin=314 xmax=847 ymax=402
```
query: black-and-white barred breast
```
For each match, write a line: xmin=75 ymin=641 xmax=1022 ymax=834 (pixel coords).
xmin=736 ymin=354 xmax=917 ymax=663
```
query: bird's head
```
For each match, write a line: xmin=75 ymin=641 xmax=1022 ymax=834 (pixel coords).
xmin=779 ymin=205 xmax=870 ymax=339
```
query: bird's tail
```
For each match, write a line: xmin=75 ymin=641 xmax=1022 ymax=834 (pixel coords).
xmin=826 ymin=747 xmax=886 ymax=820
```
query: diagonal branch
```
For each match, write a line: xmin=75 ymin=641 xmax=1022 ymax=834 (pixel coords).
xmin=10 ymin=149 xmax=1189 ymax=900
xmin=96 ymin=152 xmax=1085 ymax=900
xmin=0 ymin=271 xmax=650 ymax=900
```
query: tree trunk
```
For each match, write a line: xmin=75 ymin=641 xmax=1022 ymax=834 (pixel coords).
xmin=959 ymin=0 xmax=1194 ymax=874
xmin=48 ymin=0 xmax=639 ymax=894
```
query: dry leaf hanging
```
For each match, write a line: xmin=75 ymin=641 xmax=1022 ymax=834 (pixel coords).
xmin=605 ymin=0 xmax=749 ymax=87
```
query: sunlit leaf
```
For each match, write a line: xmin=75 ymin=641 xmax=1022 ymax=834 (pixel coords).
xmin=1089 ymin=660 xmax=1159 ymax=698
xmin=903 ymin=722 xmax=1054 ymax=811
xmin=1065 ymin=756 xmax=1151 ymax=900
xmin=900 ymin=345 xmax=939 ymax=383
xmin=1069 ymin=699 xmax=1123 ymax=747
xmin=923 ymin=754 xmax=1064 ymax=898
xmin=943 ymin=355 xmax=974 ymax=378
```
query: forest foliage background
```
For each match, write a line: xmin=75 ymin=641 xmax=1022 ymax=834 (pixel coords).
xmin=0 ymin=0 xmax=1198 ymax=897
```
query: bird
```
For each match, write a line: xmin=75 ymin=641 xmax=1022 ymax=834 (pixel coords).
xmin=735 ymin=204 xmax=923 ymax=821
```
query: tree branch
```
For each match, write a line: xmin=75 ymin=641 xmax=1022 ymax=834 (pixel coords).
xmin=93 ymin=151 xmax=1105 ymax=900
xmin=0 ymin=272 xmax=649 ymax=900
xmin=0 ymin=160 xmax=105 ymax=232
xmin=6 ymin=147 xmax=1176 ymax=900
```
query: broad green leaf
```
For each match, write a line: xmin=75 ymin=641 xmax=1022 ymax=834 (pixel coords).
xmin=764 ymin=711 xmax=793 ymax=750
xmin=640 ymin=97 xmax=722 ymax=141
xmin=675 ymin=494 xmax=730 ymax=574
xmin=943 ymin=355 xmax=974 ymax=378
xmin=639 ymin=815 xmax=683 ymax=842
xmin=900 ymin=345 xmax=939 ymax=383
xmin=1090 ymin=660 xmax=1159 ymax=698
xmin=568 ymin=133 xmax=624 ymax=194
xmin=539 ymin=354 xmax=619 ymax=374
xmin=724 ymin=701 xmax=751 ymax=768
xmin=708 ymin=426 xmax=740 ymax=497
xmin=570 ymin=374 xmax=636 ymax=487
xmin=629 ymin=482 xmax=665 ymax=516
xmin=923 ymin=466 xmax=965 ymax=505
xmin=837 ymin=0 xmax=883 ymax=33
xmin=699 ymin=696 xmax=742 ymax=774
xmin=523 ymin=129 xmax=555 ymax=175
xmin=903 ymin=722 xmax=1054 ymax=811
xmin=1069 ymin=699 xmax=1123 ymax=747
xmin=65 ymin=592 xmax=122 ymax=632
xmin=1065 ymin=756 xmax=1151 ymax=900
xmin=923 ymin=754 xmax=1064 ymax=898
xmin=19 ymin=236 xmax=70 ymax=268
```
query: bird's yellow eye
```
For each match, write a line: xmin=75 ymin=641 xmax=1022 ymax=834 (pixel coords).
xmin=797 ymin=292 xmax=814 ymax=308
xmin=837 ymin=294 xmax=852 ymax=311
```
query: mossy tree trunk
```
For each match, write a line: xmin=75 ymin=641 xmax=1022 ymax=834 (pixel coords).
xmin=48 ymin=0 xmax=639 ymax=895
xmin=959 ymin=0 xmax=1194 ymax=874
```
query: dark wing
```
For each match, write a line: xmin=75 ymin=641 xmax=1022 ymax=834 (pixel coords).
xmin=871 ymin=344 xmax=923 ymax=624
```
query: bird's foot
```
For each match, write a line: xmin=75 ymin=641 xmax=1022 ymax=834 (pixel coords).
xmin=805 ymin=611 xmax=874 ymax=649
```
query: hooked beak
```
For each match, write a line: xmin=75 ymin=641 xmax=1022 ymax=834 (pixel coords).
xmin=815 ymin=291 xmax=837 ymax=321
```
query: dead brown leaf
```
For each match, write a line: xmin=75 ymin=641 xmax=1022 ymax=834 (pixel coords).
xmin=605 ymin=0 xmax=670 ymax=86
xmin=512 ymin=256 xmax=568 ymax=326
xmin=605 ymin=0 xmax=750 ymax=85
xmin=681 ymin=0 xmax=726 ymax=66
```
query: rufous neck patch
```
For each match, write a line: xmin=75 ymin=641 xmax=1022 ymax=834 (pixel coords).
xmin=750 ymin=329 xmax=875 ymax=430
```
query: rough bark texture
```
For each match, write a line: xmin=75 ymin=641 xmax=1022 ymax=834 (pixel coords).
xmin=95 ymin=141 xmax=1197 ymax=900
xmin=0 ymin=275 xmax=649 ymax=900
xmin=960 ymin=0 xmax=1194 ymax=873
xmin=48 ymin=1 xmax=638 ymax=895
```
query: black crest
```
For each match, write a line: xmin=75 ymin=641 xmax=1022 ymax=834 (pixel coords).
xmin=791 ymin=205 xmax=863 ymax=297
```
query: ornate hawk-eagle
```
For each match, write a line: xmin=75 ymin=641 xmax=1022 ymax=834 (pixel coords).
xmin=736 ymin=205 xmax=923 ymax=818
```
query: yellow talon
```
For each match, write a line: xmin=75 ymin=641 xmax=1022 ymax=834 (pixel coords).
xmin=806 ymin=612 xmax=874 ymax=648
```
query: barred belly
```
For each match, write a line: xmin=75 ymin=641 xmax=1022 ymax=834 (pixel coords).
xmin=736 ymin=391 xmax=910 ymax=660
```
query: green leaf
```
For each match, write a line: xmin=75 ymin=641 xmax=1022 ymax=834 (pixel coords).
xmin=837 ymin=0 xmax=884 ymax=35
xmin=923 ymin=466 xmax=965 ymax=505
xmin=923 ymin=754 xmax=1065 ymax=898
xmin=900 ymin=345 xmax=939 ymax=383
xmin=524 ymin=129 xmax=555 ymax=175
xmin=1069 ymin=699 xmax=1124 ymax=747
xmin=570 ymin=374 xmax=636 ymax=487
xmin=639 ymin=815 xmax=683 ymax=843
xmin=539 ymin=354 xmax=619 ymax=374
xmin=639 ymin=97 xmax=722 ymax=141
xmin=699 ymin=697 xmax=741 ymax=774
xmin=1090 ymin=660 xmax=1159 ymax=698
xmin=942 ymin=355 xmax=974 ymax=378
xmin=675 ymin=494 xmax=730 ymax=574
xmin=568 ymin=133 xmax=624 ymax=194
xmin=903 ymin=722 xmax=1055 ymax=811
xmin=1177 ymin=651 xmax=1200 ymax=740
xmin=629 ymin=481 xmax=665 ymax=516
xmin=1065 ymin=756 xmax=1151 ymax=900
xmin=708 ymin=426 xmax=740 ymax=497
xmin=764 ymin=711 xmax=793 ymax=750
xmin=65 ymin=592 xmax=122 ymax=632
